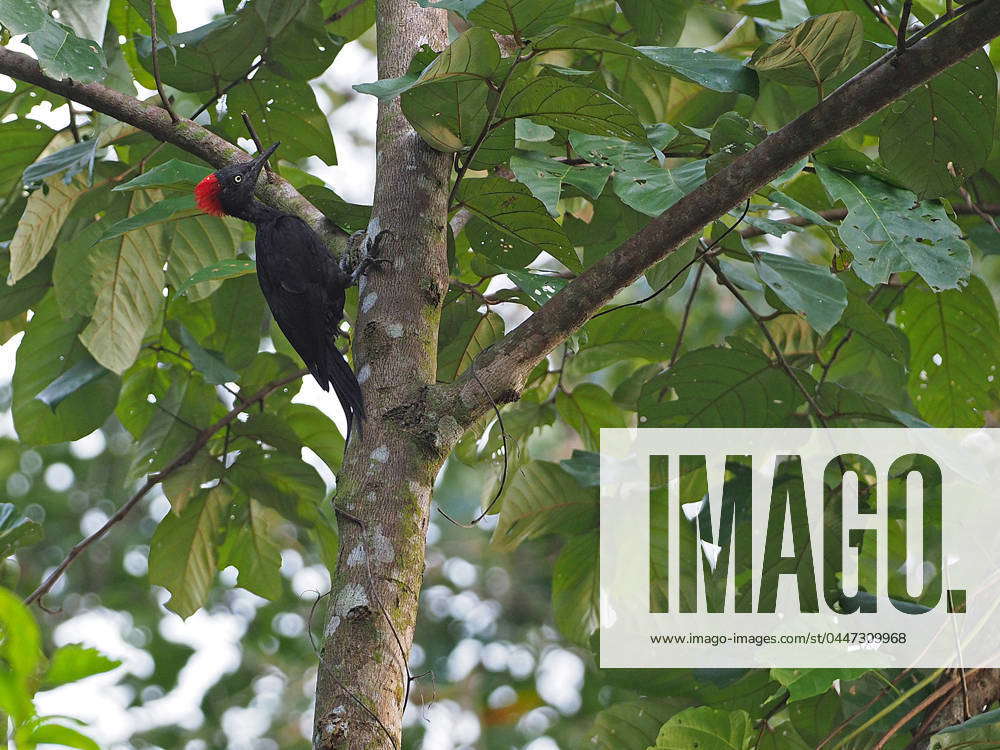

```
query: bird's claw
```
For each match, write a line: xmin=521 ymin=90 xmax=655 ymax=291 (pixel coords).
xmin=349 ymin=226 xmax=394 ymax=285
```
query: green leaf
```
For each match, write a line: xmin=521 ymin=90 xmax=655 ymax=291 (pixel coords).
xmin=0 ymin=0 xmax=107 ymax=83
xmin=166 ymin=215 xmax=243 ymax=301
xmin=415 ymin=0 xmax=573 ymax=36
xmin=0 ymin=247 xmax=50 ymax=323
xmin=897 ymin=276 xmax=1000 ymax=427
xmin=27 ymin=723 xmax=100 ymax=750
xmin=227 ymin=448 xmax=325 ymax=526
xmin=299 ymin=185 xmax=371 ymax=233
xmin=638 ymin=47 xmax=759 ymax=95
xmin=591 ymin=700 xmax=684 ymax=750
xmin=12 ymin=293 xmax=121 ymax=445
xmin=502 ymin=269 xmax=567 ymax=308
xmin=79 ymin=189 xmax=167 ymax=374
xmin=177 ymin=324 xmax=240 ymax=385
xmin=353 ymin=45 xmax=437 ymax=99
xmin=510 ymin=150 xmax=611 ymax=214
xmin=220 ymin=498 xmax=283 ymax=600
xmin=112 ymin=159 xmax=212 ymax=192
xmin=551 ymin=531 xmax=598 ymax=645
xmin=162 ymin=450 xmax=219 ymax=515
xmin=135 ymin=13 xmax=263 ymax=92
xmin=280 ymin=402 xmax=345 ymax=469
xmin=224 ymin=71 xmax=337 ymax=166
xmin=556 ymin=383 xmax=626 ymax=450
xmin=35 ymin=355 xmax=110 ymax=410
xmin=612 ymin=159 xmax=706 ymax=217
xmin=749 ymin=12 xmax=863 ymax=89
xmin=652 ymin=706 xmax=752 ymax=750
xmin=455 ymin=178 xmax=578 ymax=270
xmin=208 ymin=273 xmax=267 ymax=370
xmin=0 ymin=503 xmax=42 ymax=558
xmin=93 ymin=194 xmax=197 ymax=243
xmin=131 ymin=373 xmax=217 ymax=475
xmin=256 ymin=0 xmax=342 ymax=80
xmin=815 ymin=165 xmax=971 ymax=290
xmin=324 ymin=0 xmax=374 ymax=41
xmin=752 ymin=251 xmax=847 ymax=335
xmin=22 ymin=137 xmax=100 ymax=187
xmin=568 ymin=131 xmax=658 ymax=169
xmin=771 ymin=668 xmax=869 ymax=703
xmin=9 ymin=174 xmax=88 ymax=282
xmin=419 ymin=26 xmax=499 ymax=84
xmin=571 ymin=308 xmax=677 ymax=375
xmin=879 ymin=49 xmax=997 ymax=197
xmin=492 ymin=460 xmax=597 ymax=550
xmin=930 ymin=706 xmax=1000 ymax=749
xmin=149 ymin=486 xmax=229 ymax=618
xmin=532 ymin=25 xmax=647 ymax=60
xmin=0 ymin=119 xmax=56 ymax=195
xmin=401 ymin=77 xmax=489 ymax=153
xmin=0 ymin=583 xmax=42 ymax=679
xmin=173 ymin=257 xmax=256 ymax=298
xmin=639 ymin=344 xmax=803 ymax=427
xmin=43 ymin=644 xmax=121 ymax=689
xmin=438 ymin=298 xmax=505 ymax=382
xmin=501 ymin=75 xmax=647 ymax=143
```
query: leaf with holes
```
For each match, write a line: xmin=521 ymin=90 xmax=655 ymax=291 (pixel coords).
xmin=752 ymin=251 xmax=846 ymax=335
xmin=749 ymin=12 xmax=863 ymax=89
xmin=816 ymin=165 xmax=971 ymax=290
xmin=880 ymin=50 xmax=997 ymax=197
xmin=501 ymin=75 xmax=647 ymax=143
xmin=149 ymin=486 xmax=229 ymax=618
xmin=896 ymin=276 xmax=1000 ymax=427
xmin=612 ymin=159 xmax=706 ymax=217
xmin=456 ymin=178 xmax=577 ymax=270
xmin=651 ymin=706 xmax=752 ymax=750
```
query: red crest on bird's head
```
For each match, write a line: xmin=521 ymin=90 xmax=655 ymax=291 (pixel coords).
xmin=194 ymin=173 xmax=224 ymax=216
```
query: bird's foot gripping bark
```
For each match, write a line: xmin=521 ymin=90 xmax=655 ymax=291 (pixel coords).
xmin=344 ymin=217 xmax=393 ymax=286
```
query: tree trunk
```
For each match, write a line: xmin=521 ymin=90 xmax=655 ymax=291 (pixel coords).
xmin=311 ymin=2 xmax=454 ymax=748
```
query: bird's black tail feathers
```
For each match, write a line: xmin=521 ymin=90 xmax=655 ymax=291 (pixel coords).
xmin=309 ymin=344 xmax=365 ymax=445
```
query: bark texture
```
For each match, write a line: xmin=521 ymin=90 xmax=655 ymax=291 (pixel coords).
xmin=310 ymin=2 xmax=453 ymax=748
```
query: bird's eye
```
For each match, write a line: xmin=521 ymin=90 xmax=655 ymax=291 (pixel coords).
xmin=234 ymin=175 xmax=242 ymax=183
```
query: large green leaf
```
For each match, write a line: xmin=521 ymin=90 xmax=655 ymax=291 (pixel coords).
xmin=12 ymin=293 xmax=121 ymax=445
xmin=749 ymin=12 xmax=862 ymax=89
xmin=418 ymin=26 xmax=499 ymax=84
xmin=591 ymin=701 xmax=686 ymax=750
xmin=771 ymin=668 xmax=869 ymax=703
xmin=112 ymin=159 xmax=212 ymax=192
xmin=570 ymin=308 xmax=677 ymax=375
xmin=880 ymin=50 xmax=997 ymax=197
xmin=131 ymin=373 xmax=218 ymax=475
xmin=612 ymin=159 xmax=706 ymax=217
xmin=148 ymin=486 xmax=229 ymax=618
xmin=135 ymin=13 xmax=264 ymax=92
xmin=639 ymin=344 xmax=803 ymax=427
xmin=9 ymin=174 xmax=88 ymax=282
xmin=551 ymin=531 xmax=598 ymax=645
xmin=280 ymin=402 xmax=345 ymax=469
xmin=208 ymin=273 xmax=268 ymax=370
xmin=455 ymin=178 xmax=578 ymax=270
xmin=652 ymin=706 xmax=752 ymax=750
xmin=401 ymin=77 xmax=489 ymax=153
xmin=509 ymin=150 xmax=611 ymax=215
xmin=42 ymin=644 xmax=121 ymax=689
xmin=93 ymin=194 xmax=198 ymax=243
xmin=637 ymin=47 xmax=759 ymax=96
xmin=254 ymin=0 xmax=342 ymax=80
xmin=219 ymin=498 xmax=283 ymax=600
xmin=227 ymin=448 xmax=325 ymax=526
xmin=500 ymin=75 xmax=647 ymax=143
xmin=415 ymin=0 xmax=573 ymax=36
xmin=0 ymin=248 xmax=50 ymax=321
xmin=0 ymin=0 xmax=107 ymax=82
xmin=492 ymin=460 xmax=597 ymax=550
xmin=815 ymin=166 xmax=971 ymax=290
xmin=166 ymin=216 xmax=243 ymax=301
xmin=224 ymin=72 xmax=337 ymax=166
xmin=619 ymin=0 xmax=694 ymax=46
xmin=79 ymin=190 xmax=168 ymax=374
xmin=0 ymin=119 xmax=56 ymax=197
xmin=35 ymin=355 xmax=110 ymax=410
xmin=556 ymin=383 xmax=626 ymax=450
xmin=896 ymin=276 xmax=999 ymax=427
xmin=752 ymin=251 xmax=847 ymax=335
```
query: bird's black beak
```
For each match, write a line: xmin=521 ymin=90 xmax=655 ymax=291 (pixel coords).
xmin=248 ymin=142 xmax=280 ymax=180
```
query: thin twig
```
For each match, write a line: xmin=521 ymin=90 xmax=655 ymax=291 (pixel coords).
xmin=66 ymin=99 xmax=80 ymax=143
xmin=436 ymin=370 xmax=508 ymax=527
xmin=241 ymin=111 xmax=274 ymax=177
xmin=24 ymin=369 xmax=308 ymax=606
xmin=669 ymin=262 xmax=704 ymax=367
xmin=897 ymin=0 xmax=914 ymax=55
xmin=872 ymin=669 xmax=981 ymax=750
xmin=148 ymin=0 xmax=178 ymax=123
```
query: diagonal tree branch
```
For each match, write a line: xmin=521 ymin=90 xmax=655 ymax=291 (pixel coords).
xmin=0 ymin=47 xmax=346 ymax=250
xmin=442 ymin=0 xmax=1000 ymax=428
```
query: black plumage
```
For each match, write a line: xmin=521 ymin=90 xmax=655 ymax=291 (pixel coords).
xmin=194 ymin=143 xmax=369 ymax=442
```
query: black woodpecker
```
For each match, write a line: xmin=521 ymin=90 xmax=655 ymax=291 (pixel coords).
xmin=194 ymin=142 xmax=384 ymax=443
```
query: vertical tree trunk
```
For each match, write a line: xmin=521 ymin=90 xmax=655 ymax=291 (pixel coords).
xmin=312 ymin=2 xmax=453 ymax=748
